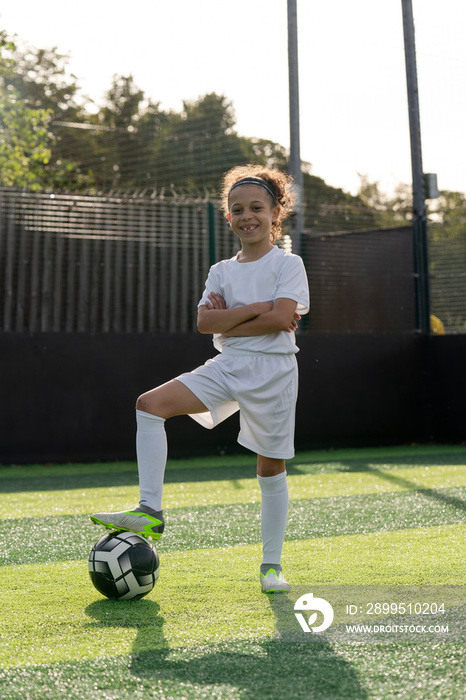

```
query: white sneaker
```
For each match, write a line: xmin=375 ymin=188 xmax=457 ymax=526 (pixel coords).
xmin=260 ymin=568 xmax=291 ymax=593
xmin=90 ymin=507 xmax=164 ymax=540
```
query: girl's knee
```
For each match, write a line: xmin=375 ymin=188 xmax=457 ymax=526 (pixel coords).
xmin=136 ymin=385 xmax=172 ymax=417
xmin=136 ymin=392 xmax=155 ymax=413
xmin=257 ymin=456 xmax=286 ymax=477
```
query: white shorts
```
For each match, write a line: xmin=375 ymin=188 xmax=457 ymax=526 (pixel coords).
xmin=176 ymin=350 xmax=298 ymax=459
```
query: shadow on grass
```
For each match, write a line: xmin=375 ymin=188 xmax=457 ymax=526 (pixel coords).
xmin=85 ymin=598 xmax=168 ymax=651
xmin=85 ymin=596 xmax=368 ymax=700
xmin=3 ymin=450 xmax=465 ymax=494
xmin=352 ymin=464 xmax=466 ymax=513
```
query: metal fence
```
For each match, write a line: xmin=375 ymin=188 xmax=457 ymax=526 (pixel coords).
xmin=429 ymin=230 xmax=466 ymax=333
xmin=0 ymin=189 xmax=236 ymax=333
xmin=303 ymin=227 xmax=415 ymax=333
xmin=0 ymin=187 xmax=465 ymax=334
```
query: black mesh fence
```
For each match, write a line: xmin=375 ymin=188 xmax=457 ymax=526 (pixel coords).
xmin=0 ymin=187 xmax=465 ymax=334
xmin=0 ymin=188 xmax=235 ymax=333
xmin=428 ymin=229 xmax=466 ymax=333
xmin=303 ymin=227 xmax=415 ymax=333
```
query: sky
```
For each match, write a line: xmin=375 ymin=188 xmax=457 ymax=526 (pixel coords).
xmin=1 ymin=0 xmax=465 ymax=196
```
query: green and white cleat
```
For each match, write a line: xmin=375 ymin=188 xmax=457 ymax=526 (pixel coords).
xmin=90 ymin=507 xmax=164 ymax=540
xmin=260 ymin=568 xmax=291 ymax=593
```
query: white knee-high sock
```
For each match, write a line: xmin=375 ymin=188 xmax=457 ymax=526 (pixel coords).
xmin=136 ymin=409 xmax=167 ymax=512
xmin=257 ymin=472 xmax=289 ymax=566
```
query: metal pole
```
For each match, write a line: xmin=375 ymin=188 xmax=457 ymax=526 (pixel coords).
xmin=287 ymin=0 xmax=304 ymax=254
xmin=401 ymin=0 xmax=431 ymax=333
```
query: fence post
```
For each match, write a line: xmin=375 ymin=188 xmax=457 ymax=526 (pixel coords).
xmin=287 ymin=0 xmax=304 ymax=255
xmin=401 ymin=0 xmax=431 ymax=333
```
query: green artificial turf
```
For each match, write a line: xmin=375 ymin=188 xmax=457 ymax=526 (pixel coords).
xmin=0 ymin=445 xmax=465 ymax=699
xmin=2 ymin=487 xmax=465 ymax=566
xmin=1 ymin=463 xmax=465 ymax=516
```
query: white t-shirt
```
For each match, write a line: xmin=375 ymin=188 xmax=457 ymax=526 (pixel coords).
xmin=198 ymin=246 xmax=310 ymax=354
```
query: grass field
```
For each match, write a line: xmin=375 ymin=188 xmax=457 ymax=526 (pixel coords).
xmin=0 ymin=444 xmax=465 ymax=699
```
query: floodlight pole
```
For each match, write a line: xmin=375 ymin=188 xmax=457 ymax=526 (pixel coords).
xmin=401 ymin=0 xmax=431 ymax=333
xmin=287 ymin=0 xmax=304 ymax=254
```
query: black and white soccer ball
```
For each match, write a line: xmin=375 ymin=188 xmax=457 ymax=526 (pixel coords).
xmin=88 ymin=531 xmax=160 ymax=600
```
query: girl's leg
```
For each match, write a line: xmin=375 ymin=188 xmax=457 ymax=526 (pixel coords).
xmin=257 ymin=455 xmax=289 ymax=588
xmin=135 ymin=380 xmax=208 ymax=511
xmin=90 ymin=380 xmax=208 ymax=537
xmin=136 ymin=378 xmax=209 ymax=419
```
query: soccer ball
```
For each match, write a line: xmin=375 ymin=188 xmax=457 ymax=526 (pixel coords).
xmin=88 ymin=531 xmax=160 ymax=600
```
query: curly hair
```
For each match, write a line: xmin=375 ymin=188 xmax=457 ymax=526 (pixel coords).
xmin=220 ymin=164 xmax=296 ymax=242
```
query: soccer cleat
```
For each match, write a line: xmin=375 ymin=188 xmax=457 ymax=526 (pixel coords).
xmin=90 ymin=507 xmax=164 ymax=540
xmin=260 ymin=568 xmax=291 ymax=593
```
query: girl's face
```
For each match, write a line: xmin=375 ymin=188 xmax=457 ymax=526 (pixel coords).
xmin=227 ymin=185 xmax=280 ymax=248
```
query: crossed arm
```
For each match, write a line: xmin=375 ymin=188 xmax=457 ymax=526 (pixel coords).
xmin=197 ymin=293 xmax=300 ymax=336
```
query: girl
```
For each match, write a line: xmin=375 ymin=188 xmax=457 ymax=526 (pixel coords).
xmin=91 ymin=164 xmax=310 ymax=593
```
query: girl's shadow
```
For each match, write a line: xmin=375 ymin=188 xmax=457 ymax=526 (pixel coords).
xmin=85 ymin=596 xmax=368 ymax=699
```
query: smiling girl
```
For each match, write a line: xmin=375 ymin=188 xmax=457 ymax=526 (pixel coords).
xmin=91 ymin=165 xmax=310 ymax=593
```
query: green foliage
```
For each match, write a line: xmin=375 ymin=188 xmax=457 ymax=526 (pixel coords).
xmin=0 ymin=33 xmax=53 ymax=190
xmin=428 ymin=189 xmax=466 ymax=242
xmin=4 ymin=41 xmax=82 ymax=121
xmin=356 ymin=175 xmax=413 ymax=228
xmin=303 ymin=171 xmax=378 ymax=232
xmin=356 ymin=176 xmax=466 ymax=240
xmin=0 ymin=32 xmax=95 ymax=190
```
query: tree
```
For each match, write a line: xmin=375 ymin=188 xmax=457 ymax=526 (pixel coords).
xmin=91 ymin=74 xmax=170 ymax=191
xmin=301 ymin=170 xmax=378 ymax=232
xmin=357 ymin=175 xmax=413 ymax=228
xmin=428 ymin=190 xmax=466 ymax=242
xmin=1 ymin=34 xmax=96 ymax=190
xmin=149 ymin=93 xmax=249 ymax=192
xmin=0 ymin=32 xmax=53 ymax=190
xmin=357 ymin=176 xmax=466 ymax=239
